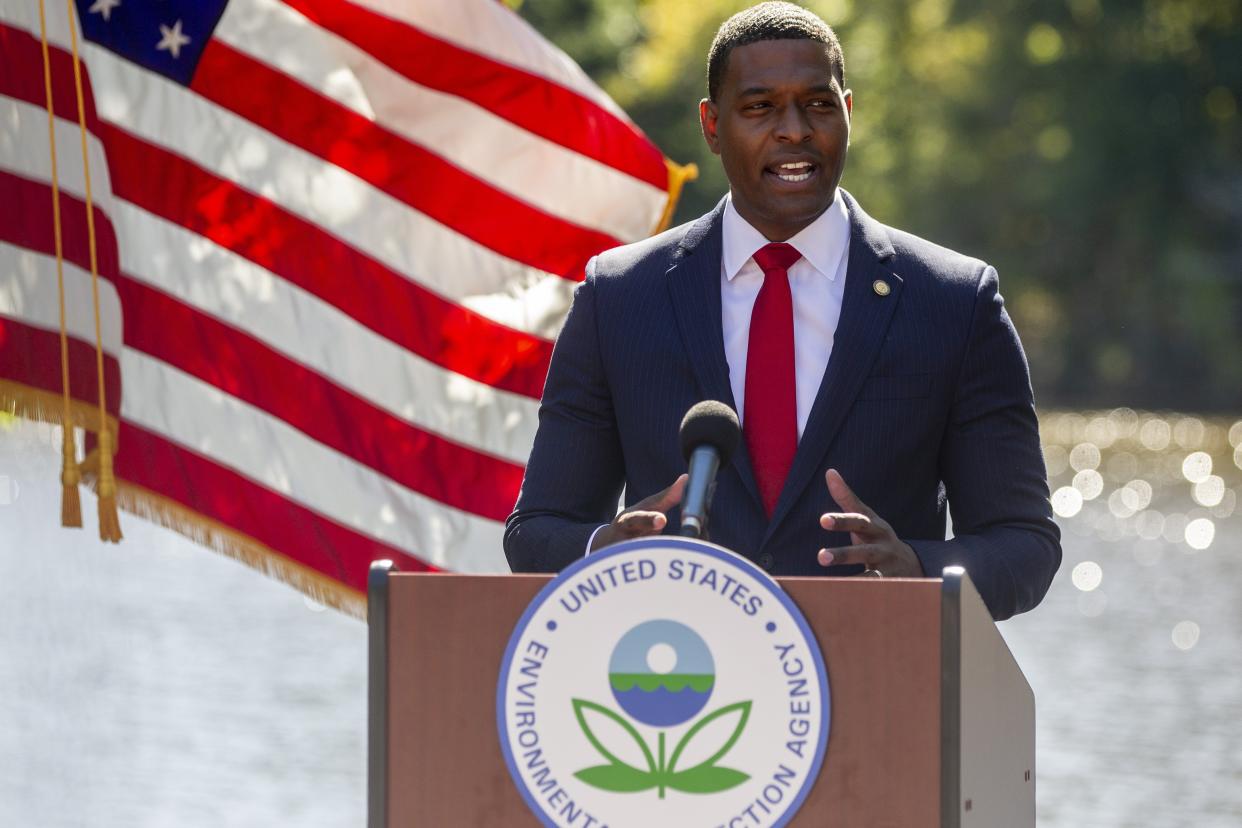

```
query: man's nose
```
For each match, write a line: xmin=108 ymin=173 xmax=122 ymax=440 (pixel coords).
xmin=774 ymin=104 xmax=813 ymax=142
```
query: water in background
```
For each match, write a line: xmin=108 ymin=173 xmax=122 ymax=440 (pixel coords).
xmin=1 ymin=410 xmax=1240 ymax=827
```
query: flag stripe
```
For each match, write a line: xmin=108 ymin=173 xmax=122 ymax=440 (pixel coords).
xmin=216 ymin=0 xmax=667 ymax=243
xmin=2 ymin=126 xmax=545 ymax=462
xmin=112 ymin=202 xmax=539 ymax=465
xmin=114 ymin=419 xmax=433 ymax=592
xmin=3 ymin=21 xmax=579 ymax=341
xmin=99 ymin=122 xmax=554 ymax=399
xmin=2 ymin=57 xmax=579 ymax=347
xmin=0 ymin=92 xmax=116 ymax=216
xmin=120 ymin=349 xmax=509 ymax=572
xmin=114 ymin=273 xmax=523 ymax=522
xmin=0 ymin=316 xmax=121 ymax=419
xmin=281 ymin=0 xmax=669 ymax=191
xmin=2 ymin=161 xmax=534 ymax=504
xmin=0 ymin=239 xmax=122 ymax=357
xmin=1 ymin=0 xmax=666 ymax=588
xmin=191 ymin=38 xmax=618 ymax=281
xmin=0 ymin=170 xmax=119 ymax=287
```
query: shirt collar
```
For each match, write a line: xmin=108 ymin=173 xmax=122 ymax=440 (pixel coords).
xmin=721 ymin=190 xmax=851 ymax=282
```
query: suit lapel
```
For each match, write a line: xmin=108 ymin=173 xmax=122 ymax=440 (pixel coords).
xmin=665 ymin=198 xmax=763 ymax=509
xmin=763 ymin=192 xmax=903 ymax=540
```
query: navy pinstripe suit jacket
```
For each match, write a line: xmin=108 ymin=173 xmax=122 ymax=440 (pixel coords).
xmin=505 ymin=192 xmax=1061 ymax=620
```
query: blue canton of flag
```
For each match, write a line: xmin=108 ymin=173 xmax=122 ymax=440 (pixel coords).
xmin=75 ymin=0 xmax=228 ymax=85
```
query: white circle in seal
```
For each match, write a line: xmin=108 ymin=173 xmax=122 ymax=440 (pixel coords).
xmin=497 ymin=538 xmax=831 ymax=828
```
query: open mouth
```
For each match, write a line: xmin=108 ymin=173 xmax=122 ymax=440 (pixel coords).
xmin=767 ymin=160 xmax=817 ymax=184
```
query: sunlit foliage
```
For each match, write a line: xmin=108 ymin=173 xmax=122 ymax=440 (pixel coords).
xmin=516 ymin=0 xmax=1242 ymax=410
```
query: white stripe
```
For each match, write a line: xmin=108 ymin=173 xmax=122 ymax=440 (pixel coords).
xmin=346 ymin=0 xmax=633 ymax=123
xmin=1 ymin=98 xmax=538 ymax=464
xmin=218 ymin=0 xmax=666 ymax=243
xmin=0 ymin=241 xmax=124 ymax=356
xmin=113 ymin=200 xmax=538 ymax=464
xmin=0 ymin=7 xmax=578 ymax=342
xmin=120 ymin=349 xmax=509 ymax=573
xmin=0 ymin=96 xmax=116 ymax=215
xmin=0 ymin=88 xmax=542 ymax=462
xmin=77 ymin=39 xmax=578 ymax=341
xmin=6 ymin=93 xmax=572 ymax=350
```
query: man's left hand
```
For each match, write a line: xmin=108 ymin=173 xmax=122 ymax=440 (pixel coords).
xmin=816 ymin=469 xmax=925 ymax=578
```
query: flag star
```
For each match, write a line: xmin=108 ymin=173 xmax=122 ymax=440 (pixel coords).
xmin=88 ymin=0 xmax=121 ymax=21
xmin=155 ymin=19 xmax=191 ymax=60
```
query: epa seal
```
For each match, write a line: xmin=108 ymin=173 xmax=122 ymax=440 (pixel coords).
xmin=497 ymin=538 xmax=830 ymax=828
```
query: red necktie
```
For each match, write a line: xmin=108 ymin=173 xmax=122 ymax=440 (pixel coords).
xmin=745 ymin=242 xmax=802 ymax=517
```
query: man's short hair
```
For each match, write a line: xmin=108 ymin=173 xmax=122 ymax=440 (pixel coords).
xmin=707 ymin=2 xmax=845 ymax=102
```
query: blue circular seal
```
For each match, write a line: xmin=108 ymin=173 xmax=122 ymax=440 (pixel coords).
xmin=497 ymin=537 xmax=831 ymax=828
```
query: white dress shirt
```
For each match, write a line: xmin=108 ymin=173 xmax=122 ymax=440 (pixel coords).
xmin=721 ymin=191 xmax=851 ymax=437
xmin=587 ymin=192 xmax=852 ymax=552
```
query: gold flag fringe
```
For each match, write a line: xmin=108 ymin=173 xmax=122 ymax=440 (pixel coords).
xmin=108 ymin=481 xmax=368 ymax=619
xmin=653 ymin=158 xmax=699 ymax=234
xmin=1 ymin=380 xmax=119 ymax=443
xmin=2 ymin=378 xmax=117 ymax=524
xmin=4 ymin=381 xmax=366 ymax=616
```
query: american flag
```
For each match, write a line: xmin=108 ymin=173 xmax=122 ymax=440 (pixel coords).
xmin=0 ymin=0 xmax=686 ymax=613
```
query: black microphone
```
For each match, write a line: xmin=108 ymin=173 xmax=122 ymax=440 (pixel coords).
xmin=678 ymin=401 xmax=741 ymax=539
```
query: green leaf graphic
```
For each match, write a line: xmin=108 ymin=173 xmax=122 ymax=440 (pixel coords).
xmin=574 ymin=764 xmax=658 ymax=792
xmin=666 ymin=765 xmax=750 ymax=793
xmin=572 ymin=699 xmax=657 ymax=775
xmin=667 ymin=700 xmax=752 ymax=774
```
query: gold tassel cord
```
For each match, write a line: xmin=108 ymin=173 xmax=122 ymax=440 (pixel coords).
xmin=37 ymin=0 xmax=82 ymax=528
xmin=652 ymin=158 xmax=699 ymax=235
xmin=63 ymin=0 xmax=121 ymax=541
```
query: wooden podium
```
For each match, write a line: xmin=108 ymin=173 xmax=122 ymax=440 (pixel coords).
xmin=367 ymin=565 xmax=1034 ymax=827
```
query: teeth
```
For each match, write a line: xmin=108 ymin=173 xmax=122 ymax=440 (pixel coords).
xmin=778 ymin=162 xmax=811 ymax=170
xmin=777 ymin=171 xmax=812 ymax=182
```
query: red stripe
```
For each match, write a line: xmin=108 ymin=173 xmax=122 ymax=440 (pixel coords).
xmin=0 ymin=24 xmax=555 ymax=400
xmin=114 ymin=273 xmax=524 ymax=522
xmin=281 ymin=0 xmax=669 ymax=192
xmin=113 ymin=420 xmax=435 ymax=594
xmin=3 ymin=20 xmax=613 ymax=283
xmin=0 ymin=23 xmax=103 ymax=133
xmin=0 ymin=316 xmax=121 ymax=419
xmin=191 ymin=38 xmax=614 ymax=281
xmin=98 ymin=123 xmax=552 ymax=399
xmin=0 ymin=171 xmax=121 ymax=287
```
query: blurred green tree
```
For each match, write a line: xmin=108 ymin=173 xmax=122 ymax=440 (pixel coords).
xmin=516 ymin=0 xmax=1242 ymax=410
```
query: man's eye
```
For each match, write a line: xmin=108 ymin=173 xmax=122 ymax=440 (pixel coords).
xmin=808 ymin=99 xmax=833 ymax=108
xmin=745 ymin=102 xmax=772 ymax=110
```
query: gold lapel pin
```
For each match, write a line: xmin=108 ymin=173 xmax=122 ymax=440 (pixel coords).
xmin=873 ymin=279 xmax=891 ymax=297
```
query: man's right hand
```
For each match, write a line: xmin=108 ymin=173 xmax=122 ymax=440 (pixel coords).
xmin=589 ymin=474 xmax=688 ymax=552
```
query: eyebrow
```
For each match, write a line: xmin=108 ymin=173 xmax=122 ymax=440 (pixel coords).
xmin=738 ymin=83 xmax=838 ymax=97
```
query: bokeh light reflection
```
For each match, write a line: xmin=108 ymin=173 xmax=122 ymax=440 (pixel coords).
xmin=1171 ymin=621 xmax=1201 ymax=651
xmin=1070 ymin=442 xmax=1102 ymax=471
xmin=1182 ymin=451 xmax=1213 ymax=483
xmin=1072 ymin=560 xmax=1103 ymax=591
xmin=1184 ymin=518 xmax=1215 ymax=550
xmin=1052 ymin=486 xmax=1083 ymax=517
xmin=1073 ymin=469 xmax=1104 ymax=500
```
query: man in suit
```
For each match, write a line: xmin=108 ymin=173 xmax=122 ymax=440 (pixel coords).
xmin=504 ymin=2 xmax=1060 ymax=621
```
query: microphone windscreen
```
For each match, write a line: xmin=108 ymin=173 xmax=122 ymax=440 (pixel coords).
xmin=679 ymin=401 xmax=741 ymax=464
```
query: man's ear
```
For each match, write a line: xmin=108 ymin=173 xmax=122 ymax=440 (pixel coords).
xmin=843 ymin=89 xmax=853 ymax=120
xmin=699 ymin=98 xmax=721 ymax=155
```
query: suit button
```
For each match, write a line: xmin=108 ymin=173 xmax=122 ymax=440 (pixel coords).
xmin=757 ymin=553 xmax=775 ymax=572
